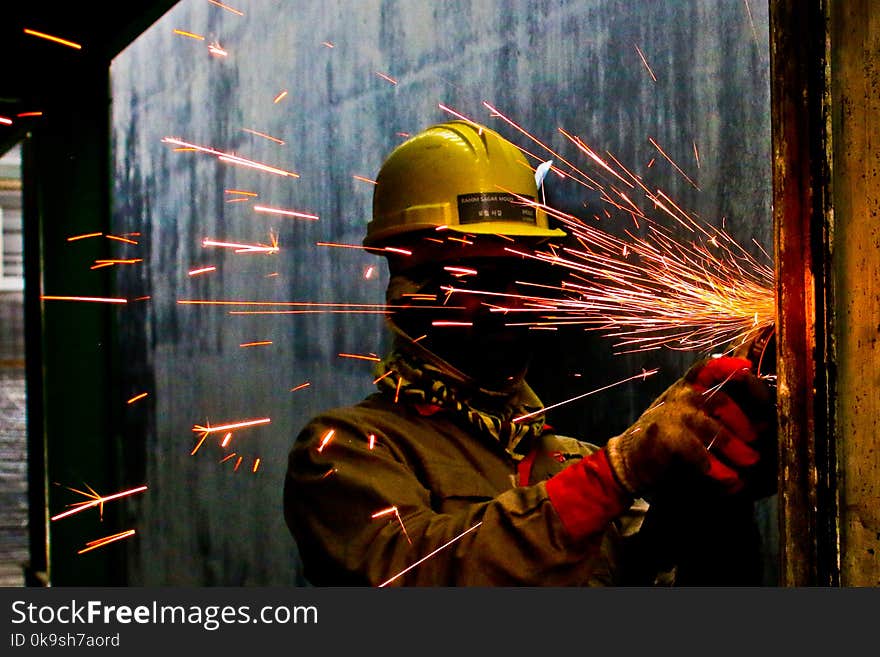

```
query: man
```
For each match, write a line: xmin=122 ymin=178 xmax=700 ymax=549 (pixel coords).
xmin=283 ymin=121 xmax=777 ymax=586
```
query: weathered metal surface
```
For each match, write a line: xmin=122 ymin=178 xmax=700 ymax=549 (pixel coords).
xmin=111 ymin=0 xmax=775 ymax=585
xmin=831 ymin=0 xmax=880 ymax=587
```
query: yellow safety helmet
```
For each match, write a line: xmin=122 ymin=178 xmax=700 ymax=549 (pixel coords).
xmin=364 ymin=120 xmax=567 ymax=248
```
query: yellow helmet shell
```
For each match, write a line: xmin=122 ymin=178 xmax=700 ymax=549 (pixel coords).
xmin=365 ymin=121 xmax=567 ymax=247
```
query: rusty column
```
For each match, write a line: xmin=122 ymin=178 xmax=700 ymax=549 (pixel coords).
xmin=770 ymin=0 xmax=880 ymax=586
xmin=830 ymin=0 xmax=880 ymax=586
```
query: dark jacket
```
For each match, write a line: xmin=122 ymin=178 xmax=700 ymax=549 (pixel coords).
xmin=283 ymin=392 xmax=646 ymax=586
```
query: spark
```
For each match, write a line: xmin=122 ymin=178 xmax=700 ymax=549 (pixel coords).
xmin=51 ymin=485 xmax=148 ymax=521
xmin=234 ymin=456 xmax=243 ymax=471
xmin=220 ymin=453 xmax=237 ymax=463
xmin=0 ymin=117 xmax=12 ymax=126
xmin=202 ymin=237 xmax=278 ymax=255
xmin=513 ymin=370 xmax=660 ymax=422
xmin=188 ymin=266 xmax=217 ymax=276
xmin=375 ymin=71 xmax=398 ymax=85
xmin=648 ymin=137 xmax=701 ymax=190
xmin=364 ymin=265 xmax=376 ymax=279
xmin=173 ymin=29 xmax=205 ymax=40
xmin=317 ymin=429 xmax=335 ymax=453
xmin=693 ymin=141 xmax=701 ymax=169
xmin=67 ymin=232 xmax=103 ymax=241
xmin=240 ymin=340 xmax=272 ymax=347
xmin=373 ymin=371 xmax=394 ymax=385
xmin=192 ymin=417 xmax=271 ymax=434
xmin=254 ymin=205 xmax=319 ymax=220
xmin=371 ymin=506 xmax=412 ymax=545
xmin=443 ymin=266 xmax=478 ymax=276
xmin=221 ymin=432 xmax=232 ymax=447
xmin=744 ymin=0 xmax=759 ymax=45
xmin=17 ymin=111 xmax=43 ymax=117
xmin=126 ymin=392 xmax=149 ymax=404
xmin=378 ymin=522 xmax=483 ymax=587
xmin=338 ymin=353 xmax=380 ymax=362
xmin=104 ymin=234 xmax=139 ymax=245
xmin=290 ymin=382 xmax=311 ymax=392
xmin=321 ymin=467 xmax=336 ymax=479
xmin=78 ymin=529 xmax=136 ymax=554
xmin=23 ymin=28 xmax=82 ymax=49
xmin=252 ymin=458 xmax=261 ymax=473
xmin=162 ymin=137 xmax=300 ymax=178
xmin=242 ymin=128 xmax=285 ymax=144
xmin=431 ymin=321 xmax=473 ymax=327
xmin=634 ymin=44 xmax=658 ymax=82
xmin=353 ymin=175 xmax=377 ymax=185
xmin=208 ymin=0 xmax=244 ymax=16
xmin=41 ymin=295 xmax=127 ymax=304
xmin=321 ymin=41 xmax=335 ymax=48
xmin=368 ymin=434 xmax=376 ymax=450
xmin=273 ymin=90 xmax=288 ymax=104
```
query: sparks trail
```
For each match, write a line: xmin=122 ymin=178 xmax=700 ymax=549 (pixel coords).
xmin=51 ymin=484 xmax=148 ymax=521
xmin=161 ymin=137 xmax=299 ymax=178
xmin=473 ymin=104 xmax=774 ymax=354
xmin=78 ymin=529 xmax=136 ymax=554
xmin=378 ymin=522 xmax=483 ymax=587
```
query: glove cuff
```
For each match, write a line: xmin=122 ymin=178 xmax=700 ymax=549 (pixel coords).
xmin=605 ymin=435 xmax=639 ymax=497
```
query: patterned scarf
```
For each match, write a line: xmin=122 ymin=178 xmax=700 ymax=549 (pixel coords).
xmin=373 ymin=329 xmax=547 ymax=461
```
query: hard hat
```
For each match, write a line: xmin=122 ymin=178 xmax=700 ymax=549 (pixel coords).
xmin=364 ymin=120 xmax=567 ymax=248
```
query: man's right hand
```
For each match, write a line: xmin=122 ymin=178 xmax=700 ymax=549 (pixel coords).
xmin=604 ymin=357 xmax=775 ymax=499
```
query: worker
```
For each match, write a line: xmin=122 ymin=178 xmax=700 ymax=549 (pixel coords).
xmin=283 ymin=121 xmax=777 ymax=586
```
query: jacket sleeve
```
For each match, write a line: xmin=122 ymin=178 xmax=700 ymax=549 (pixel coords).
xmin=283 ymin=413 xmax=633 ymax=586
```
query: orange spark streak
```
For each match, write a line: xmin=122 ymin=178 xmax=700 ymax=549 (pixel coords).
xmin=372 ymin=506 xmax=412 ymax=544
xmin=202 ymin=238 xmax=278 ymax=254
xmin=353 ymin=175 xmax=378 ymax=185
xmin=162 ymin=137 xmax=300 ymax=177
xmin=394 ymin=377 xmax=402 ymax=403
xmin=431 ymin=321 xmax=473 ymax=327
xmin=317 ymin=429 xmax=335 ymax=453
xmin=41 ymin=295 xmax=127 ymax=304
xmin=192 ymin=418 xmax=271 ymax=434
xmin=693 ymin=141 xmax=701 ymax=169
xmin=648 ymin=137 xmax=701 ymax=190
xmin=190 ymin=432 xmax=209 ymax=456
xmin=23 ymin=28 xmax=82 ymax=49
xmin=338 ymin=353 xmax=381 ymax=362
xmin=234 ymin=456 xmax=243 ymax=471
xmin=443 ymin=266 xmax=478 ymax=276
xmin=173 ymin=29 xmax=205 ymax=40
xmin=634 ymin=44 xmax=658 ymax=82
xmin=221 ymin=432 xmax=232 ymax=447
xmin=67 ymin=232 xmax=102 ymax=241
xmin=240 ymin=341 xmax=272 ymax=347
xmin=17 ymin=111 xmax=43 ymax=117
xmin=127 ymin=392 xmax=149 ymax=404
xmin=105 ymin=234 xmax=139 ymax=244
xmin=513 ymin=370 xmax=660 ymax=422
xmin=273 ymin=90 xmax=288 ymax=103
xmin=242 ymin=128 xmax=285 ymax=144
xmin=52 ymin=485 xmax=148 ymax=521
xmin=373 ymin=371 xmax=394 ymax=385
xmin=379 ymin=522 xmax=483 ymax=587
xmin=253 ymin=458 xmax=261 ymax=473
xmin=321 ymin=41 xmax=335 ymax=48
xmin=188 ymin=266 xmax=217 ymax=276
xmin=0 ymin=117 xmax=13 ymax=125
xmin=254 ymin=205 xmax=319 ymax=220
xmin=375 ymin=71 xmax=398 ymax=85
xmin=208 ymin=0 xmax=244 ymax=16
xmin=225 ymin=189 xmax=258 ymax=196
xmin=290 ymin=382 xmax=311 ymax=392
xmin=78 ymin=529 xmax=136 ymax=554
xmin=220 ymin=453 xmax=237 ymax=463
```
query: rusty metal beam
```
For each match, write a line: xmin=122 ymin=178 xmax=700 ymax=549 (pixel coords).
xmin=830 ymin=0 xmax=880 ymax=586
xmin=769 ymin=0 xmax=838 ymax=586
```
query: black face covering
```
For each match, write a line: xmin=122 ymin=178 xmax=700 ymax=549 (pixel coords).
xmin=387 ymin=257 xmax=560 ymax=390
